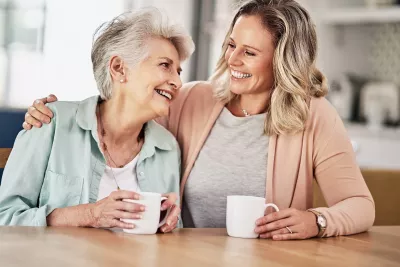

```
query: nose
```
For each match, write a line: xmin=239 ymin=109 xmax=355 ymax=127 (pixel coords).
xmin=168 ymin=72 xmax=182 ymax=90
xmin=227 ymin=49 xmax=242 ymax=66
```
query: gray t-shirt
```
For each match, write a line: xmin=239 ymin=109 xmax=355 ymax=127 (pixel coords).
xmin=182 ymin=107 xmax=269 ymax=228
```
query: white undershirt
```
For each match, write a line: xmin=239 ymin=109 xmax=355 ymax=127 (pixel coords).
xmin=97 ymin=155 xmax=141 ymax=201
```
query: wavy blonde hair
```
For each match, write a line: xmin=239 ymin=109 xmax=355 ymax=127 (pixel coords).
xmin=209 ymin=0 xmax=327 ymax=135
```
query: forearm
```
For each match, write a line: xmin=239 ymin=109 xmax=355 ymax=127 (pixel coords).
xmin=46 ymin=203 xmax=94 ymax=227
xmin=313 ymin=196 xmax=375 ymax=237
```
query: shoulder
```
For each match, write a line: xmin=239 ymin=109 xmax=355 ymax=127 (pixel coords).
xmin=307 ymin=97 xmax=348 ymax=146
xmin=172 ymin=81 xmax=217 ymax=111
xmin=46 ymin=100 xmax=80 ymax=120
xmin=180 ymin=81 xmax=214 ymax=98
xmin=146 ymin=120 xmax=180 ymax=152
xmin=17 ymin=100 xmax=81 ymax=138
xmin=167 ymin=81 xmax=219 ymax=135
xmin=307 ymin=97 xmax=341 ymax=130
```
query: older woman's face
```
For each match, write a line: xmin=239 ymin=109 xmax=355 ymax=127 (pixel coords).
xmin=125 ymin=38 xmax=182 ymax=117
xmin=225 ymin=15 xmax=275 ymax=96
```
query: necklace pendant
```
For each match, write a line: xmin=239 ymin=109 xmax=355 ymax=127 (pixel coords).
xmin=119 ymin=165 xmax=124 ymax=168
xmin=242 ymin=109 xmax=251 ymax=117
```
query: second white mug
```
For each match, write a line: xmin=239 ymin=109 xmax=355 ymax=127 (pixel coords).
xmin=226 ymin=195 xmax=279 ymax=238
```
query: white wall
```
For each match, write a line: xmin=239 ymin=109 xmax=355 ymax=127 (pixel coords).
xmin=7 ymin=0 xmax=125 ymax=107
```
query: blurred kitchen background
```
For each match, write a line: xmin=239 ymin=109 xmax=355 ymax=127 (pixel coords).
xmin=0 ymin=0 xmax=399 ymax=175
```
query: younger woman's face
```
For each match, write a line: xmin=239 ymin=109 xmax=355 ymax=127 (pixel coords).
xmin=225 ymin=15 xmax=275 ymax=96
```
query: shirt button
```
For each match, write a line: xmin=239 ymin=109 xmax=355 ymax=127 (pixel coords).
xmin=139 ymin=172 xmax=145 ymax=177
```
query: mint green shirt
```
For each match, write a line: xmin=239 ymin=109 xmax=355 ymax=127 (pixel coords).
xmin=0 ymin=96 xmax=181 ymax=227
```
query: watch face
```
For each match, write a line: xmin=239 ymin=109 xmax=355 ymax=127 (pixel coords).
xmin=318 ymin=216 xmax=327 ymax=228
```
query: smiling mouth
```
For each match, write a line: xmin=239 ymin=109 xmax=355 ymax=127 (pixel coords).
xmin=155 ymin=89 xmax=172 ymax=100
xmin=231 ymin=69 xmax=252 ymax=79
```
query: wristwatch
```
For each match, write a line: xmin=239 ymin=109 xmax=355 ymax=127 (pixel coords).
xmin=308 ymin=209 xmax=327 ymax=237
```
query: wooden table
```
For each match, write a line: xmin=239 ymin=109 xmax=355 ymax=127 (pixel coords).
xmin=0 ymin=227 xmax=399 ymax=267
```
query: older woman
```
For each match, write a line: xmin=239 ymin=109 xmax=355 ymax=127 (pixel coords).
xmin=22 ymin=0 xmax=374 ymax=240
xmin=0 ymin=7 xmax=194 ymax=232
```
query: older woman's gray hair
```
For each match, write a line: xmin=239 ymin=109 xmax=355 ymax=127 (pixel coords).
xmin=92 ymin=7 xmax=195 ymax=100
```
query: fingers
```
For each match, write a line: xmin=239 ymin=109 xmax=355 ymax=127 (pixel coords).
xmin=22 ymin=121 xmax=32 ymax=130
xmin=259 ymin=226 xmax=292 ymax=239
xmin=115 ymin=201 xmax=145 ymax=213
xmin=160 ymin=204 xmax=180 ymax=233
xmin=46 ymin=94 xmax=58 ymax=102
xmin=161 ymin=193 xmax=178 ymax=211
xmin=110 ymin=190 xmax=140 ymax=201
xmin=112 ymin=219 xmax=135 ymax=230
xmin=255 ymin=217 xmax=295 ymax=234
xmin=28 ymin=106 xmax=50 ymax=124
xmin=25 ymin=112 xmax=42 ymax=128
xmin=272 ymin=233 xmax=302 ymax=241
xmin=33 ymin=99 xmax=54 ymax=121
xmin=160 ymin=216 xmax=178 ymax=233
xmin=166 ymin=204 xmax=180 ymax=226
xmin=256 ymin=208 xmax=296 ymax=226
xmin=113 ymin=210 xmax=142 ymax=220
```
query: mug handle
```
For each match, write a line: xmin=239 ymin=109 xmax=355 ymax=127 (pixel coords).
xmin=264 ymin=203 xmax=280 ymax=213
xmin=158 ymin=197 xmax=172 ymax=227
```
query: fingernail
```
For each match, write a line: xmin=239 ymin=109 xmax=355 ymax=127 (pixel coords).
xmin=35 ymin=100 xmax=41 ymax=104
xmin=140 ymin=206 xmax=145 ymax=211
xmin=136 ymin=215 xmax=142 ymax=219
xmin=45 ymin=118 xmax=50 ymax=124
xmin=160 ymin=205 xmax=167 ymax=211
xmin=130 ymin=224 xmax=135 ymax=229
xmin=166 ymin=221 xmax=171 ymax=226
xmin=134 ymin=195 xmax=140 ymax=200
xmin=255 ymin=220 xmax=260 ymax=225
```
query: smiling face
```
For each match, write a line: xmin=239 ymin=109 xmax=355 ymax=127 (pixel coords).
xmin=123 ymin=37 xmax=182 ymax=117
xmin=225 ymin=15 xmax=275 ymax=97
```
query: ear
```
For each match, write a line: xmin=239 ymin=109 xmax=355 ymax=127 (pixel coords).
xmin=109 ymin=56 xmax=125 ymax=82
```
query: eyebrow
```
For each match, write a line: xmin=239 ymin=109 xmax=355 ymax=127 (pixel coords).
xmin=159 ymin=57 xmax=182 ymax=73
xmin=229 ymin=37 xmax=262 ymax=52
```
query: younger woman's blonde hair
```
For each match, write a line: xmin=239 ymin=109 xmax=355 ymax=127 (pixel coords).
xmin=209 ymin=0 xmax=328 ymax=135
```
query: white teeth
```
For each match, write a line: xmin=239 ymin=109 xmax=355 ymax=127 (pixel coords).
xmin=155 ymin=89 xmax=172 ymax=100
xmin=231 ymin=70 xmax=252 ymax=79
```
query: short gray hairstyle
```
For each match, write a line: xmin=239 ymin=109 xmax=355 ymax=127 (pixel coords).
xmin=91 ymin=7 xmax=195 ymax=100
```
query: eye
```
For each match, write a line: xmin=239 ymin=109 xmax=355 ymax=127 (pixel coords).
xmin=160 ymin=62 xmax=170 ymax=69
xmin=245 ymin=51 xmax=256 ymax=56
xmin=227 ymin=42 xmax=235 ymax=49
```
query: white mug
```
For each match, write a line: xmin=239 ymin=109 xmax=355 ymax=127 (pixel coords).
xmin=121 ymin=192 xmax=169 ymax=234
xmin=226 ymin=195 xmax=279 ymax=238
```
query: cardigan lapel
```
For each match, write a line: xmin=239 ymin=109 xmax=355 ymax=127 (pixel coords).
xmin=267 ymin=132 xmax=304 ymax=210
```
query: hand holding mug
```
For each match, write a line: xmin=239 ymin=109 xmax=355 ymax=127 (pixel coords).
xmin=255 ymin=208 xmax=319 ymax=240
xmin=89 ymin=190 xmax=144 ymax=229
xmin=121 ymin=192 xmax=180 ymax=234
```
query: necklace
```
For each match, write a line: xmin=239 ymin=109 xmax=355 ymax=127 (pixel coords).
xmin=236 ymin=100 xmax=251 ymax=117
xmin=97 ymin=103 xmax=142 ymax=190
xmin=241 ymin=109 xmax=251 ymax=117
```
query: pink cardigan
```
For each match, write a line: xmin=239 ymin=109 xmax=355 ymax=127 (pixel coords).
xmin=158 ymin=81 xmax=375 ymax=237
